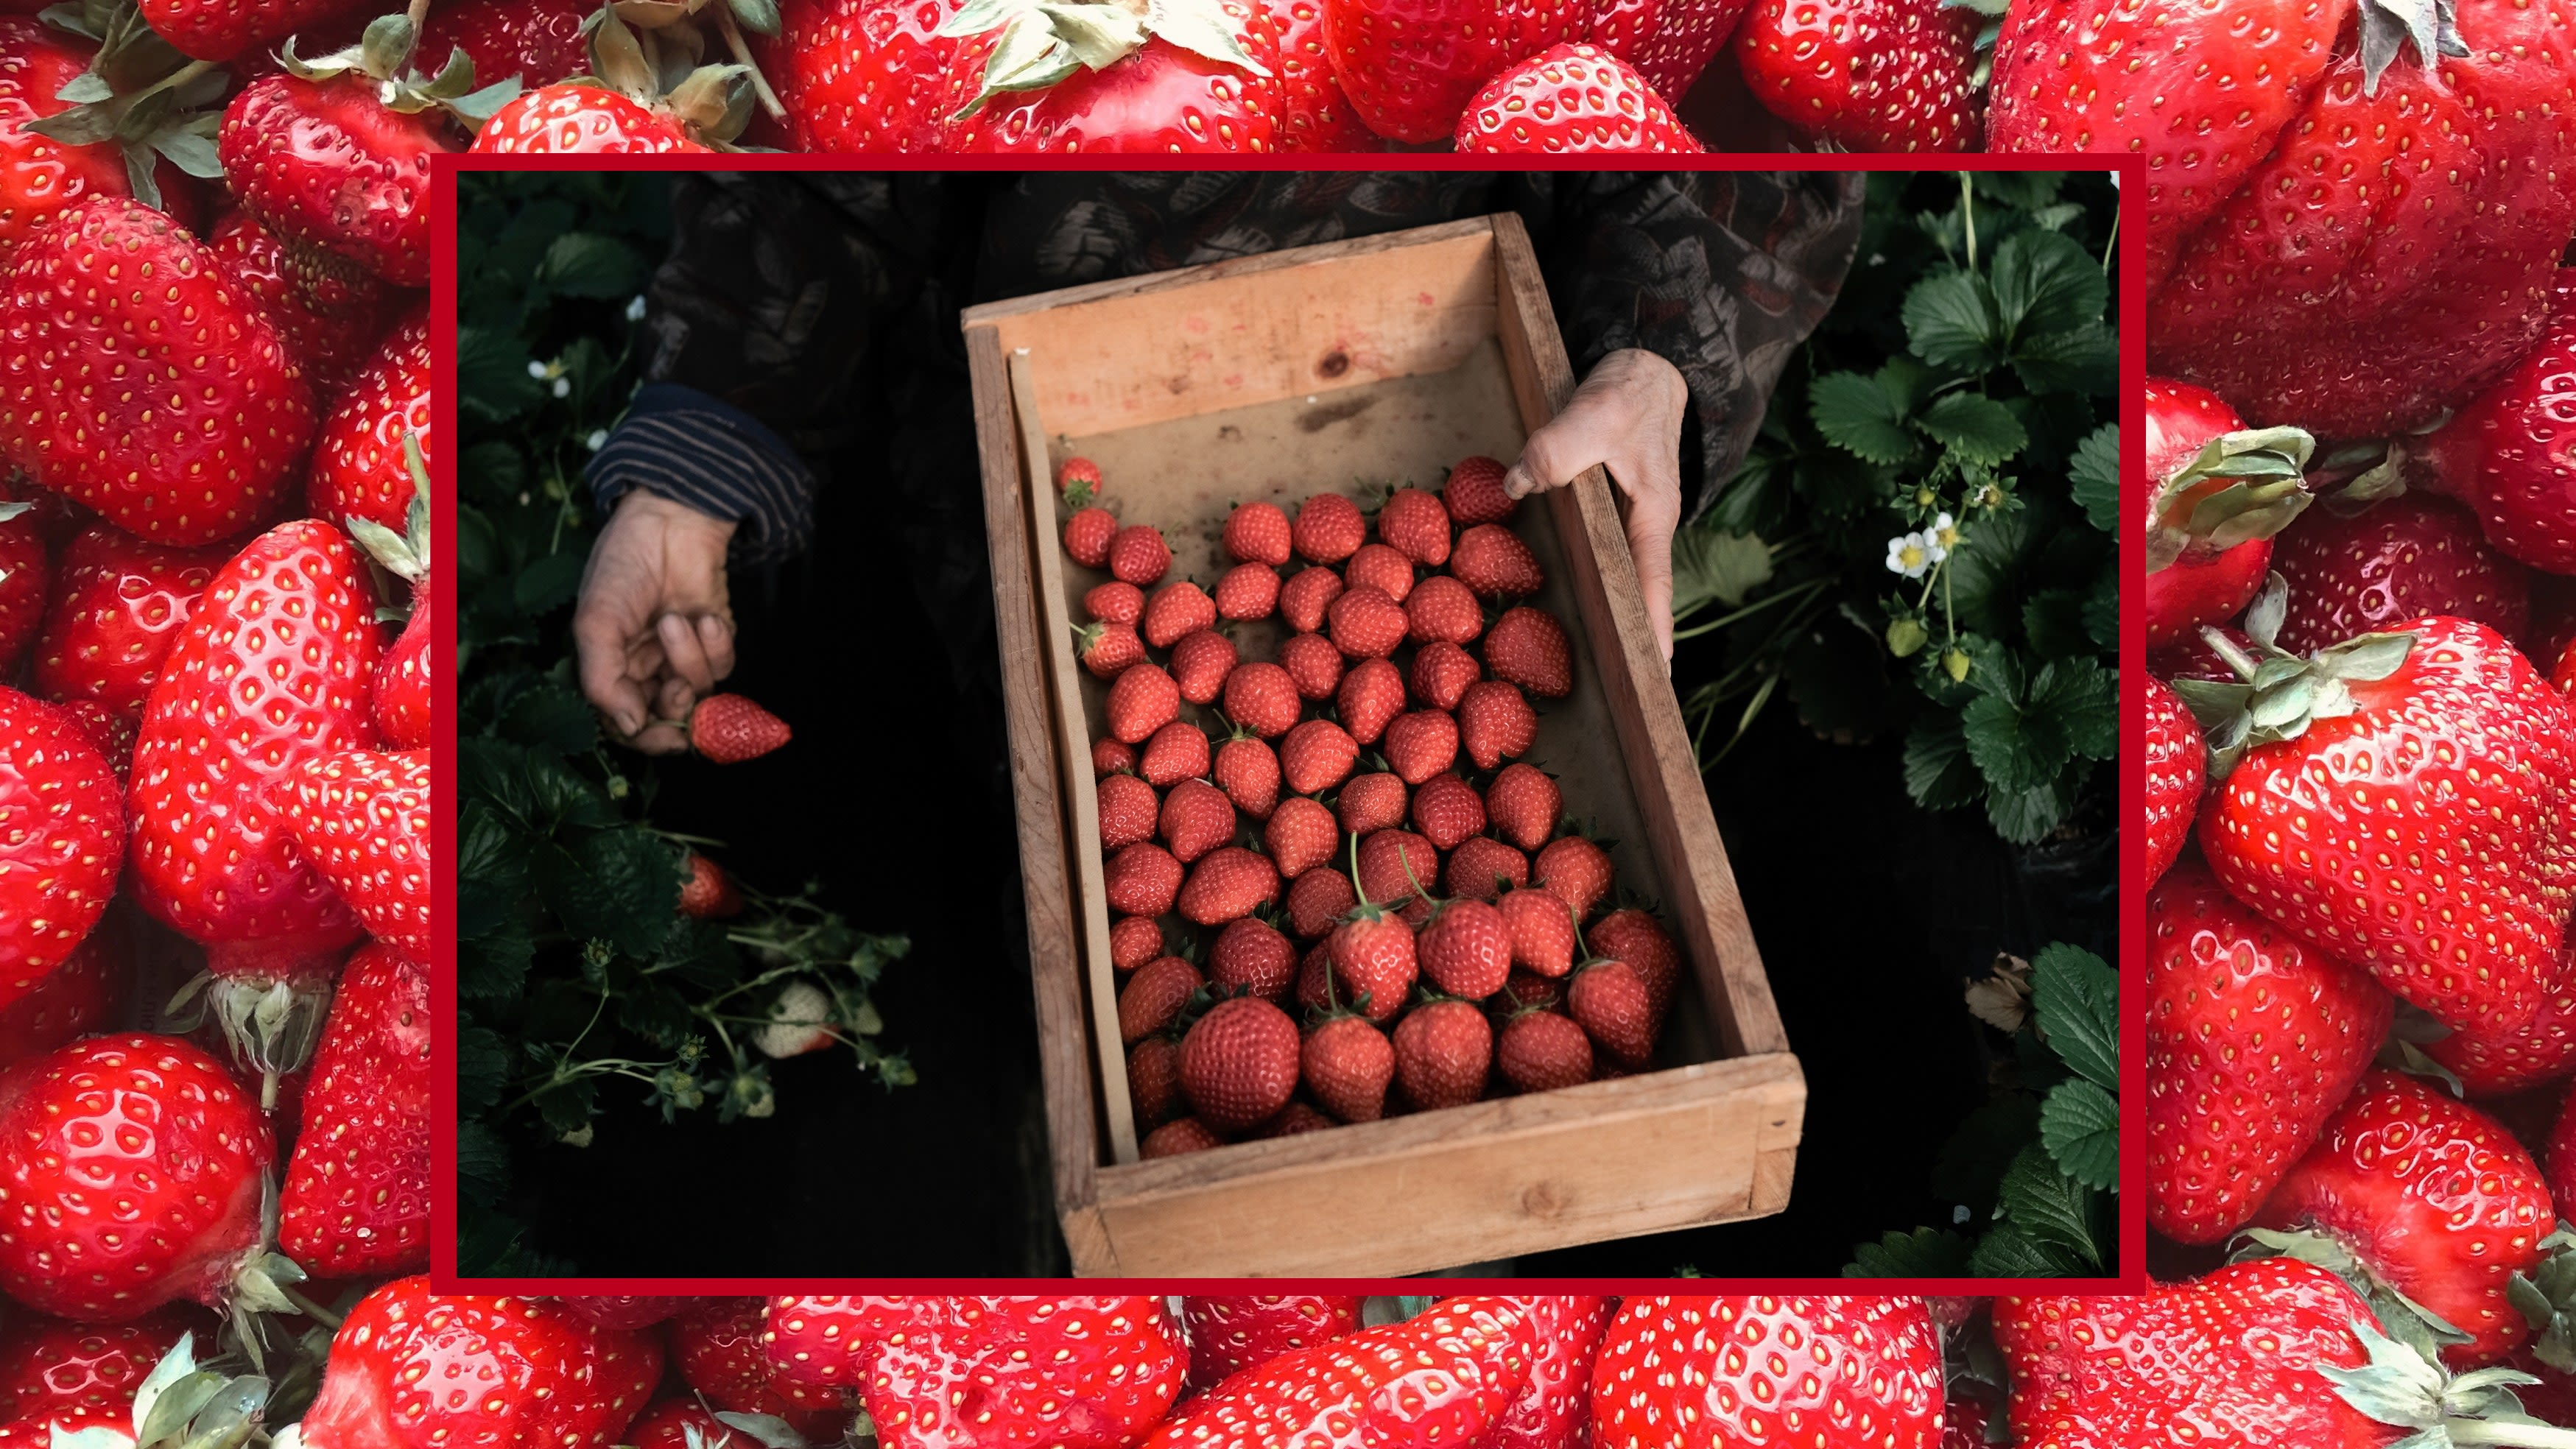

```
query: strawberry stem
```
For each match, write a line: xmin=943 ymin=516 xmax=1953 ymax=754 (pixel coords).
xmin=709 ymin=6 xmax=786 ymax=119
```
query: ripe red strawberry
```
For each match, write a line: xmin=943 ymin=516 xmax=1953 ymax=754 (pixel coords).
xmin=1566 ymin=954 xmax=1655 ymax=1065
xmin=0 ymin=18 xmax=210 ymax=264
xmin=1450 ymin=524 xmax=1544 ymax=598
xmin=1734 ymin=0 xmax=1979 ymax=150
xmin=1119 ymin=955 xmax=1203 ymax=1042
xmin=1405 ymin=575 xmax=1484 ymax=648
xmin=1416 ymin=895 xmax=1511 ymax=1000
xmin=624 ymin=1398 xmax=752 ymax=1449
xmin=1329 ymin=845 xmax=1418 ymax=1021
xmin=1482 ymin=763 xmax=1560 ymax=850
xmin=1111 ymin=914 xmax=1164 ymax=971
xmin=2147 ymin=859 xmax=2390 ymax=1246
xmin=1179 ymin=846 xmax=1281 ymax=926
xmin=1180 ymin=995 xmax=1300 ymax=1131
xmin=1999 ymin=0 xmax=2576 ymax=437
xmin=1456 ymin=43 xmax=1700 ymax=151
xmin=0 ymin=1308 xmax=194 ymax=1421
xmin=1209 ymin=917 xmax=1297 ymax=1002
xmin=205 ymin=208 xmax=387 ymax=401
xmin=764 ymin=1297 xmax=1183 ymax=1442
xmin=1144 ymin=580 xmax=1218 ymax=649
xmin=2255 ymin=1070 xmax=2552 ymax=1366
xmin=1066 ymin=507 xmax=1119 ymax=567
xmin=1382 ymin=709 xmax=1460 ymax=784
xmin=686 ymin=694 xmax=792 ymax=762
xmin=309 ymin=307 xmax=431 ymax=535
xmin=2138 ymin=380 xmax=2313 ymax=646
xmin=0 ymin=198 xmax=314 ymax=544
xmin=1393 ymin=998 xmax=1492 ymax=1108
xmin=1141 ymin=721 xmax=1211 ymax=794
xmin=278 ymin=942 xmax=429 ymax=1277
xmin=2192 ymin=616 xmax=2576 ymax=1035
xmin=130 ymin=521 xmax=375 ymax=1078
xmin=2415 ymin=276 xmax=2576 ymax=573
xmin=1495 ymin=1008 xmax=1590 ymax=1091
xmin=1170 ymin=628 xmax=1238 ymax=704
xmin=1086 ymin=579 xmax=1144 ymax=622
xmin=1587 ymin=907 xmax=1678 ymax=1023
xmin=1327 ymin=584 xmax=1410 ymax=658
xmin=1410 ymin=773 xmax=1487 ymax=852
xmin=1058 ymin=456 xmax=1104 ymax=498
xmin=1259 ymin=1107 xmax=1331 ymax=1137
xmin=1105 ymin=843 xmax=1185 ymax=919
xmin=1497 ymin=888 xmax=1577 ymax=976
xmin=1264 ymin=796 xmax=1340 ymax=878
xmin=1267 ymin=0 xmax=1379 ymax=149
xmin=1182 ymin=1294 xmax=1367 ymax=1392
xmin=1497 ymin=967 xmax=1563 ymax=1013
xmin=1406 ymin=643 xmax=1478 ymax=713
xmin=1337 ymin=772 xmax=1407 ymax=836
xmin=1225 ymin=500 xmax=1294 ymax=565
xmin=1333 ymin=657 xmax=1404 ymax=745
xmin=1107 ymin=662 xmax=1181 ymax=742
xmin=1160 ymin=778 xmax=1236 ymax=864
xmin=1278 ymin=631 xmax=1345 ymax=699
xmin=470 ymin=83 xmax=719 ymax=153
xmin=1445 ymin=837 xmax=1529 ymax=903
xmin=33 ymin=527 xmax=225 ymax=723
xmin=1285 ymin=867 xmax=1355 ymax=938
xmin=1214 ymin=731 xmax=1281 ymax=817
xmin=1374 ymin=487 xmax=1451 ymax=565
xmin=1098 ymin=772 xmax=1160 ymax=850
xmin=1483 ymin=1295 xmax=1611 ymax=1449
xmin=1485 ymin=607 xmax=1572 ymax=697
xmin=1443 ymin=456 xmax=1516 ymax=525
xmin=1095 ymin=736 xmax=1138 ymax=775
xmin=761 ymin=0 xmax=963 ymax=152
xmin=1279 ymin=565 xmax=1344 ymax=632
xmin=1594 ymin=1297 xmax=1940 ymax=1449
xmin=2428 ymin=948 xmax=2576 ymax=1097
xmin=1456 ymin=680 xmax=1537 ymax=771
xmin=1301 ymin=1011 xmax=1393 ymax=1123
xmin=1130 ymin=1036 xmax=1183 ymax=1125
xmin=1143 ymin=1118 xmax=1222 ymax=1156
xmin=1993 ymin=1260 xmax=2459 ymax=1449
xmin=1345 ymin=543 xmax=1415 ymax=604
xmin=0 ymin=1034 xmax=275 ymax=1321
xmin=1356 ymin=828 xmax=1437 ymax=922
xmin=1533 ymin=835 xmax=1611 ymax=920
xmin=1278 ymin=719 xmax=1359 ymax=795
xmin=1078 ymin=619 xmax=1147 ymax=678
xmin=136 ymin=0 xmax=359 ymax=62
xmin=273 ymin=748 xmax=432 ymax=956
xmin=0 ymin=690 xmax=119 ymax=1003
xmin=939 ymin=0 xmax=1286 ymax=152
xmin=678 ymin=853 xmax=742 ymax=919
xmin=1214 ymin=561 xmax=1281 ymax=620
xmin=2142 ymin=674 xmax=2203 ymax=891
xmin=1223 ymin=661 xmax=1303 ymax=738
xmin=1293 ymin=492 xmax=1366 ymax=563
xmin=0 ymin=911 xmax=126 ymax=1072
xmin=1111 ymin=524 xmax=1173 ymax=585
xmin=299 ymin=1279 xmax=662 ymax=1449
xmin=2269 ymin=494 xmax=2529 ymax=656
xmin=417 ymin=0 xmax=591 ymax=89
xmin=1142 ymin=1298 xmax=1530 ymax=1448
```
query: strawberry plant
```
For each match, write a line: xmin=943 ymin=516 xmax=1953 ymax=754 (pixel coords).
xmin=454 ymin=172 xmax=910 ymax=1274
xmin=1669 ymin=169 xmax=2116 ymax=850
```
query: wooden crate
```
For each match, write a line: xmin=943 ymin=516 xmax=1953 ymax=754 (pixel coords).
xmin=964 ymin=215 xmax=1803 ymax=1277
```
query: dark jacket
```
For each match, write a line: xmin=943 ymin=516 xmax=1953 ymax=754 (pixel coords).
xmin=588 ymin=171 xmax=1866 ymax=563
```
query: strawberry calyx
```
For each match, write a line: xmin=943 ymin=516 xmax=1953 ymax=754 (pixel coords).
xmin=2145 ymin=423 xmax=2316 ymax=574
xmin=2509 ymin=1224 xmax=2576 ymax=1375
xmin=348 ymin=431 xmax=430 ymax=623
xmin=275 ymin=0 xmax=523 ymax=127
xmin=570 ymin=1 xmax=768 ymax=143
xmin=2167 ymin=574 xmax=2418 ymax=778
xmin=169 ymin=969 xmax=337 ymax=1111
xmin=937 ymin=0 xmax=1272 ymax=119
xmin=2236 ymin=1227 xmax=2474 ymax=1369
xmin=2357 ymin=0 xmax=2468 ymax=96
xmin=67 ymin=1329 xmax=281 ymax=1449
xmin=2316 ymin=1312 xmax=2576 ymax=1447
xmin=21 ymin=0 xmax=228 ymax=212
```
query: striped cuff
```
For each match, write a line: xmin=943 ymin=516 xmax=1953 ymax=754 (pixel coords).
xmin=586 ymin=384 xmax=816 ymax=563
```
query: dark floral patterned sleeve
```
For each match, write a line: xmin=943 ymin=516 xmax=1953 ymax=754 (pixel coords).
xmin=1514 ymin=172 xmax=1867 ymax=523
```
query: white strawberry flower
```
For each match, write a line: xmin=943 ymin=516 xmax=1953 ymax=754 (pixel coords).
xmin=1929 ymin=512 xmax=1960 ymax=554
xmin=626 ymin=295 xmax=647 ymax=322
xmin=1885 ymin=532 xmax=1935 ymax=579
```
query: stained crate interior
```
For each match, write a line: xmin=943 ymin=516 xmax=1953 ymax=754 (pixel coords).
xmin=1036 ymin=336 xmax=1732 ymax=1165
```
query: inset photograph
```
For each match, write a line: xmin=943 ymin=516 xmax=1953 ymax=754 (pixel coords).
xmin=455 ymin=169 xmax=2119 ymax=1277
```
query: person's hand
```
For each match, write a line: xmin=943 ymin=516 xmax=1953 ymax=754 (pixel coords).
xmin=573 ymin=490 xmax=739 ymax=753
xmin=1502 ymin=348 xmax=1689 ymax=664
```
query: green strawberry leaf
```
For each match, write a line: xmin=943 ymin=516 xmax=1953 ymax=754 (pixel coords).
xmin=2069 ymin=423 xmax=2118 ymax=532
xmin=1901 ymin=712 xmax=1984 ymax=812
xmin=2022 ymin=588 xmax=2094 ymax=659
xmin=458 ymin=327 xmax=546 ymax=421
xmin=2033 ymin=942 xmax=2118 ymax=1087
xmin=1991 ymin=228 xmax=2107 ymax=341
xmin=512 ymin=550 xmax=586 ymax=617
xmin=537 ymin=233 xmax=650 ymax=300
xmin=2041 ymin=1077 xmax=2119 ymax=1191
xmin=535 ymin=827 xmax=683 ymax=956
xmin=1960 ymin=686 xmax=2071 ymax=794
xmin=1916 ymin=392 xmax=2027 ymax=465
xmin=2010 ymin=321 xmax=2119 ymax=395
xmin=499 ymin=677 xmax=602 ymax=755
xmin=1904 ymin=269 xmax=2006 ymax=373
xmin=1998 ymin=1141 xmax=2105 ymax=1267
xmin=1810 ymin=370 xmax=1915 ymax=463
xmin=457 ymin=1026 xmax=514 ymax=1116
xmin=1968 ymin=1221 xmax=2092 ymax=1277
xmin=2032 ymin=656 xmax=2116 ymax=759
xmin=1669 ymin=526 xmax=1774 ymax=618
xmin=2086 ymin=565 xmax=2117 ymax=649
xmin=1845 ymin=1227 xmax=1973 ymax=1277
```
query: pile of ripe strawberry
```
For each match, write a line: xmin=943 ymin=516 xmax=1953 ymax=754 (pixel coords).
xmin=0 ymin=0 xmax=439 ymax=1430
xmin=1058 ymin=459 xmax=1684 ymax=1159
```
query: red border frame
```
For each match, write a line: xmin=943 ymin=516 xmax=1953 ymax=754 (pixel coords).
xmin=430 ymin=153 xmax=2147 ymax=1294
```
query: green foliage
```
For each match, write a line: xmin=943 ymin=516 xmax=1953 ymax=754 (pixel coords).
xmin=1673 ymin=172 xmax=2118 ymax=843
xmin=1847 ymin=942 xmax=2119 ymax=1278
xmin=454 ymin=174 xmax=911 ymax=1276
